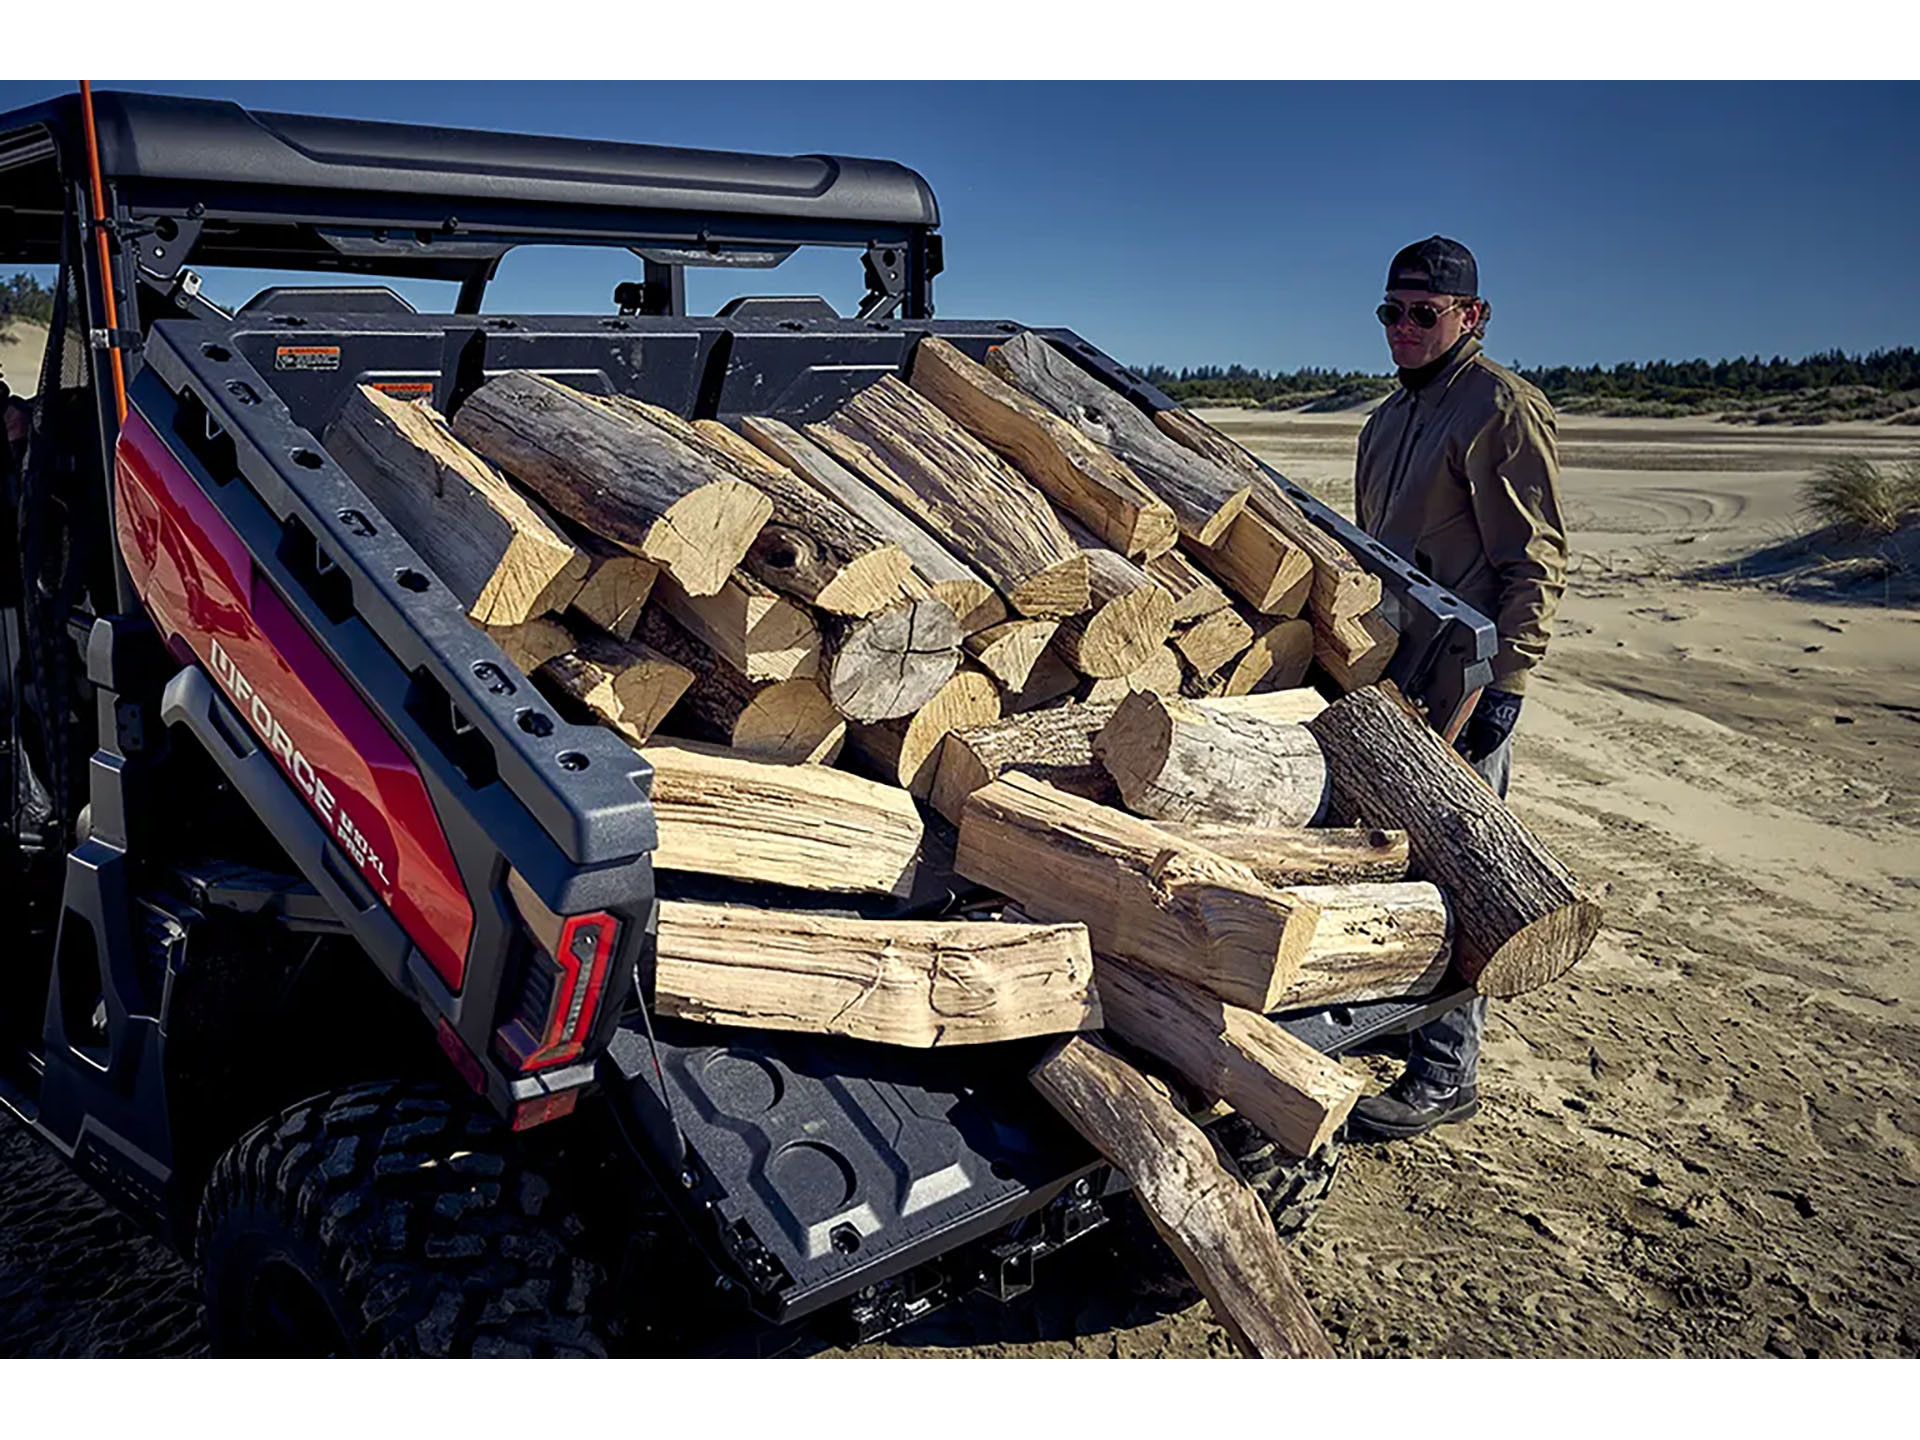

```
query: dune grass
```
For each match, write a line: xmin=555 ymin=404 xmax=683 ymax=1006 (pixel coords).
xmin=1801 ymin=456 xmax=1920 ymax=536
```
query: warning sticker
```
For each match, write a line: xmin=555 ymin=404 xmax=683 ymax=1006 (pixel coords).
xmin=275 ymin=345 xmax=342 ymax=372
xmin=369 ymin=380 xmax=435 ymax=398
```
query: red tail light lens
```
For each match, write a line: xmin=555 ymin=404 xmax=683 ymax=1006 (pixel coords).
xmin=494 ymin=907 xmax=620 ymax=1073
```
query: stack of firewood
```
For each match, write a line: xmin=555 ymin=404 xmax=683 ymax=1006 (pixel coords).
xmin=322 ymin=331 xmax=1602 ymax=1357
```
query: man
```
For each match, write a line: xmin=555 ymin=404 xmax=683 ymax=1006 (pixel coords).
xmin=1345 ymin=235 xmax=1568 ymax=1141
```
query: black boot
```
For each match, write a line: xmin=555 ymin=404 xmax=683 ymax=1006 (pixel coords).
xmin=1347 ymin=1070 xmax=1479 ymax=1141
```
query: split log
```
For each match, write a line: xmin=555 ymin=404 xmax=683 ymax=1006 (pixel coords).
xmin=1145 ymin=547 xmax=1233 ymax=623
xmin=929 ymin=700 xmax=1121 ymax=824
xmin=449 ymin=371 xmax=770 ymax=596
xmin=538 ymin=634 xmax=694 ymax=746
xmin=908 ymin=336 xmax=1178 ymax=560
xmin=819 ymin=598 xmax=964 ymax=723
xmin=325 ymin=385 xmax=585 ymax=628
xmin=654 ymin=901 xmax=1098 ymax=1047
xmin=1004 ymin=646 xmax=1081 ymax=713
xmin=1150 ymin=822 xmax=1410 ymax=888
xmin=1053 ymin=533 xmax=1176 ymax=679
xmin=964 ymin=619 xmax=1059 ymax=691
xmin=810 ymin=376 xmax=1090 ymax=618
xmin=1192 ymin=507 xmax=1315 ymax=617
xmin=987 ymin=332 xmax=1250 ymax=546
xmin=566 ymin=530 xmax=659 ymax=639
xmin=1094 ymin=691 xmax=1328 ymax=827
xmin=485 ymin=616 xmax=573 ymax=674
xmin=1029 ymin=1035 xmax=1336 ymax=1359
xmin=1306 ymin=686 xmax=1603 ymax=996
xmin=1093 ymin=954 xmax=1363 ymax=1155
xmin=955 ymin=773 xmax=1319 ymax=1010
xmin=847 ymin=665 xmax=1002 ymax=797
xmin=738 ymin=416 xmax=1006 ymax=633
xmin=1270 ymin=881 xmax=1453 ymax=1009
xmin=1221 ymin=618 xmax=1314 ymax=696
xmin=655 ymin=570 xmax=821 ymax=683
xmin=1076 ymin=643 xmax=1183 ymax=705
xmin=1315 ymin=609 xmax=1400 ymax=692
xmin=1188 ymin=688 xmax=1328 ymax=724
xmin=637 ymin=608 xmax=844 ymax=763
xmin=643 ymin=739 xmax=923 ymax=897
xmin=1151 ymin=406 xmax=1380 ymax=621
xmin=1172 ymin=608 xmax=1255 ymax=680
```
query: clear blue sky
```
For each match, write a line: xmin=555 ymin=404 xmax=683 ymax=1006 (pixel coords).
xmin=4 ymin=80 xmax=1916 ymax=375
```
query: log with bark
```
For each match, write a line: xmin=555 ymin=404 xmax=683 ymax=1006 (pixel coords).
xmin=449 ymin=371 xmax=770 ymax=596
xmin=1268 ymin=881 xmax=1453 ymax=1008
xmin=987 ymin=332 xmax=1251 ymax=546
xmin=1192 ymin=506 xmax=1316 ymax=618
xmin=325 ymin=385 xmax=586 ymax=628
xmin=963 ymin=619 xmax=1059 ymax=691
xmin=955 ymin=773 xmax=1320 ymax=1011
xmin=1220 ymin=617 xmax=1315 ymax=696
xmin=637 ymin=608 xmax=844 ymax=763
xmin=643 ymin=739 xmax=923 ymax=897
xmin=1314 ymin=608 xmax=1400 ymax=692
xmin=810 ymin=377 xmax=1090 ymax=618
xmin=1093 ymin=953 xmax=1364 ymax=1156
xmin=1145 ymin=546 xmax=1234 ymax=623
xmin=908 ymin=336 xmax=1179 ymax=560
xmin=1306 ymin=685 xmax=1603 ymax=996
xmin=654 ymin=901 xmax=1100 ymax=1047
xmin=846 ymin=664 xmax=1002 ymax=797
xmin=537 ymin=632 xmax=695 ymax=746
xmin=1029 ymin=1035 xmax=1336 ymax=1359
xmin=485 ymin=616 xmax=574 ymax=674
xmin=929 ymin=699 xmax=1122 ymax=824
xmin=1093 ymin=691 xmax=1328 ymax=827
xmin=738 ymin=415 xmax=1006 ymax=633
xmin=1149 ymin=821 xmax=1410 ymax=888
xmin=654 ymin=570 xmax=822 ymax=683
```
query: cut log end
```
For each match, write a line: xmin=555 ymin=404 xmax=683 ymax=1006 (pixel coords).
xmin=641 ymin=478 xmax=775 ymax=596
xmin=730 ymin=680 xmax=848 ymax=764
xmin=825 ymin=599 xmax=965 ymax=723
xmin=1066 ymin=582 xmax=1176 ymax=679
xmin=1186 ymin=485 xmax=1253 ymax=547
xmin=1006 ymin=553 xmax=1092 ymax=619
xmin=1474 ymin=899 xmax=1606 ymax=998
xmin=808 ymin=545 xmax=917 ymax=617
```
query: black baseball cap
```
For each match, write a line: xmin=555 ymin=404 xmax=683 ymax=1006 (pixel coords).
xmin=1387 ymin=236 xmax=1478 ymax=297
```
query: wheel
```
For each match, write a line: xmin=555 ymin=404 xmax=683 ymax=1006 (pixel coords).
xmin=195 ymin=1080 xmax=607 ymax=1357
xmin=1209 ymin=1115 xmax=1344 ymax=1241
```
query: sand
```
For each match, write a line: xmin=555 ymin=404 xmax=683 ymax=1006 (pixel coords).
xmin=3 ymin=404 xmax=1916 ymax=1358
xmin=0 ymin=321 xmax=49 ymax=398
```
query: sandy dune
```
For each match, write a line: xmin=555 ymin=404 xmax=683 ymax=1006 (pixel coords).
xmin=0 ymin=321 xmax=48 ymax=397
xmin=2 ymin=405 xmax=1915 ymax=1358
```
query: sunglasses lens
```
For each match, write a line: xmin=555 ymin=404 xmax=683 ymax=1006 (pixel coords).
xmin=1376 ymin=303 xmax=1403 ymax=326
xmin=1409 ymin=304 xmax=1439 ymax=328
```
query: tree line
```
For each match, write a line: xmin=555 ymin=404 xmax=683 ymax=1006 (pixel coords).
xmin=1 ymin=273 xmax=55 ymax=329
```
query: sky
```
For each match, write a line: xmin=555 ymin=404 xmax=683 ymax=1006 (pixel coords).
xmin=2 ymin=79 xmax=1916 ymax=376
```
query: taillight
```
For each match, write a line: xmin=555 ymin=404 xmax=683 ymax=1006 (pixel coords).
xmin=494 ymin=908 xmax=620 ymax=1072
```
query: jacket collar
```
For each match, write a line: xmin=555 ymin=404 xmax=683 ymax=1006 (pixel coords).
xmin=1395 ymin=335 xmax=1482 ymax=398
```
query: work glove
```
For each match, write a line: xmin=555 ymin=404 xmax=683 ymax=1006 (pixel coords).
xmin=1456 ymin=688 xmax=1522 ymax=763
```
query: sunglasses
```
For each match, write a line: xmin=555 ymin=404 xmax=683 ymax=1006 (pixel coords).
xmin=1377 ymin=299 xmax=1469 ymax=330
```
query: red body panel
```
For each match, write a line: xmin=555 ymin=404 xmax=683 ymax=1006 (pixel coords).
xmin=114 ymin=408 xmax=474 ymax=989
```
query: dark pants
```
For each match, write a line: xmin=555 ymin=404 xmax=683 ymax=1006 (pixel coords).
xmin=1405 ymin=733 xmax=1512 ymax=1089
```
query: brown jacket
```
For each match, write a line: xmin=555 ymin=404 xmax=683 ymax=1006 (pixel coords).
xmin=1355 ymin=338 xmax=1567 ymax=694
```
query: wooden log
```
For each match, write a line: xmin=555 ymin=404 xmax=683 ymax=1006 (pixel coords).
xmin=1094 ymin=691 xmax=1328 ymax=827
xmin=1076 ymin=643 xmax=1183 ymax=705
xmin=819 ymin=598 xmax=964 ymax=723
xmin=655 ymin=570 xmax=821 ymax=683
xmin=1192 ymin=507 xmax=1315 ymax=617
xmin=955 ymin=773 xmax=1319 ymax=1011
xmin=1314 ymin=609 xmax=1399 ymax=692
xmin=1151 ymin=406 xmax=1380 ymax=622
xmin=538 ymin=633 xmax=694 ymax=746
xmin=1029 ymin=1035 xmax=1336 ymax=1359
xmin=655 ymin=901 xmax=1099 ymax=1047
xmin=810 ymin=377 xmax=1090 ymax=618
xmin=1270 ymin=881 xmax=1453 ymax=1009
xmin=847 ymin=665 xmax=1002 ymax=797
xmin=1221 ymin=617 xmax=1314 ymax=696
xmin=908 ymin=336 xmax=1179 ymax=560
xmin=584 ymin=401 xmax=917 ymax=618
xmin=565 ymin=530 xmax=659 ymax=639
xmin=1005 ymin=645 xmax=1081 ymax=713
xmin=1185 ymin=687 xmax=1328 ymax=724
xmin=643 ymin=739 xmax=922 ymax=897
xmin=964 ymin=619 xmax=1059 ymax=691
xmin=1150 ymin=822 xmax=1410 ymax=888
xmin=449 ymin=371 xmax=770 ymax=596
xmin=1172 ymin=607 xmax=1255 ymax=680
xmin=738 ymin=416 xmax=1006 ymax=633
xmin=636 ymin=608 xmax=844 ymax=763
xmin=1306 ymin=686 xmax=1603 ymax=997
xmin=1093 ymin=953 xmax=1363 ymax=1155
xmin=1053 ymin=536 xmax=1176 ymax=679
xmin=986 ymin=332 xmax=1250 ymax=547
xmin=485 ymin=616 xmax=573 ymax=674
xmin=1145 ymin=547 xmax=1233 ymax=623
xmin=325 ymin=385 xmax=586 ymax=627
xmin=929 ymin=701 xmax=1121 ymax=824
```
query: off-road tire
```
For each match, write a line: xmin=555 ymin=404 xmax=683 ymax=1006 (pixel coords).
xmin=1209 ymin=1115 xmax=1344 ymax=1242
xmin=196 ymin=1080 xmax=607 ymax=1357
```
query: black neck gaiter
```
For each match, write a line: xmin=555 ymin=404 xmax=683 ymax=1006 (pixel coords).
xmin=1398 ymin=333 xmax=1473 ymax=392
